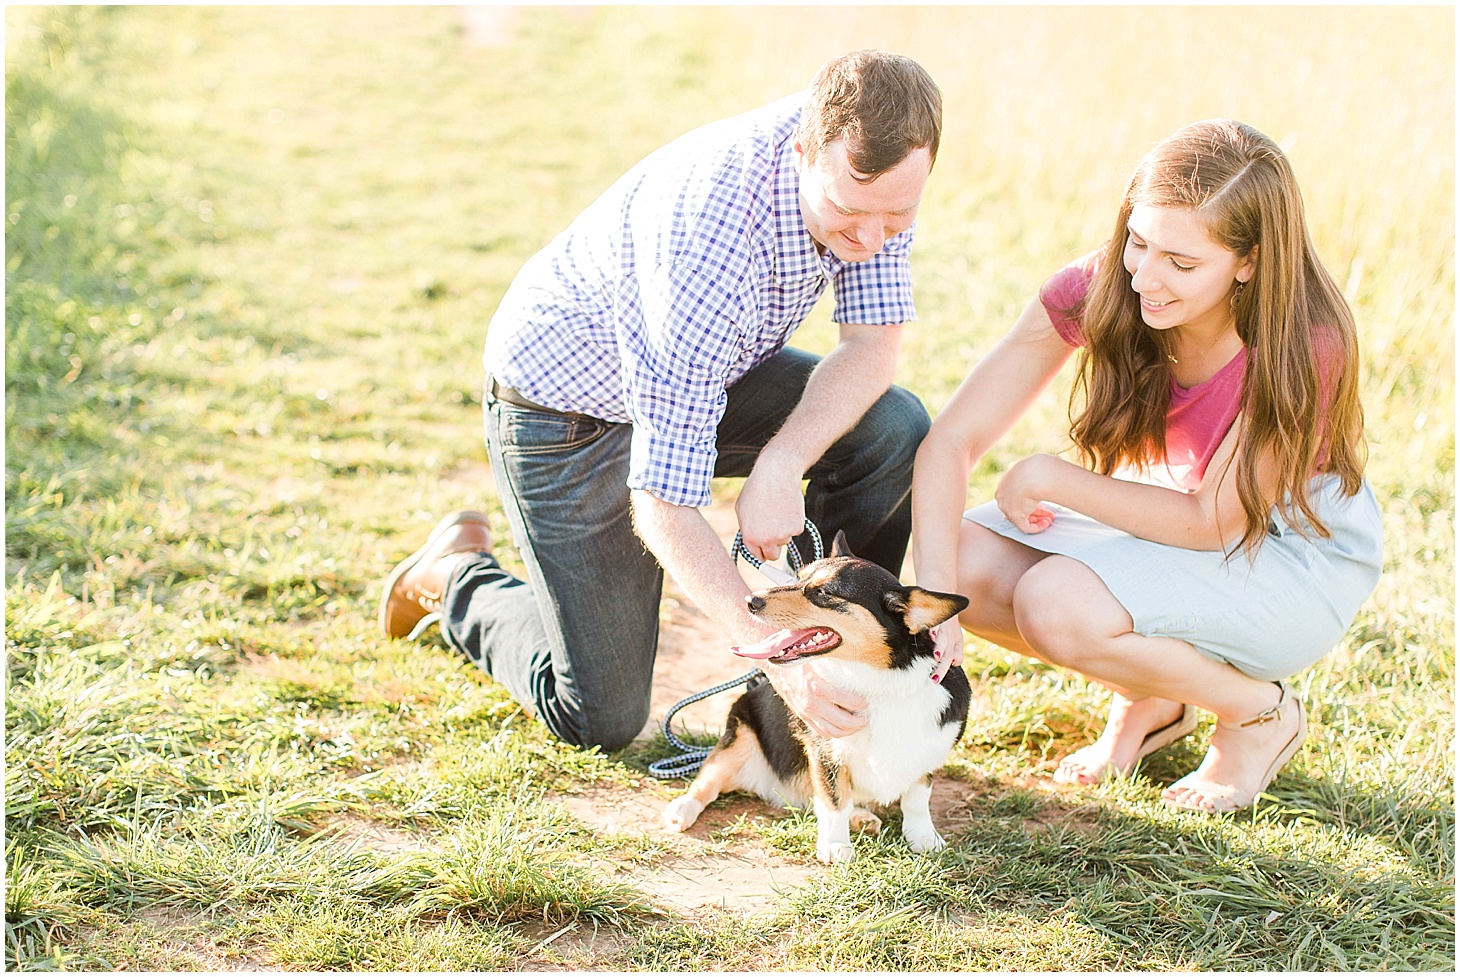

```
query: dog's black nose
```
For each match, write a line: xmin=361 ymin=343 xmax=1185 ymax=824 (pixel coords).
xmin=746 ymin=595 xmax=766 ymax=612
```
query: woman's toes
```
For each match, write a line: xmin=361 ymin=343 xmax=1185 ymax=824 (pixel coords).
xmin=1054 ymin=746 xmax=1110 ymax=785
xmin=1054 ymin=760 xmax=1089 ymax=785
xmin=1162 ymin=786 xmax=1199 ymax=809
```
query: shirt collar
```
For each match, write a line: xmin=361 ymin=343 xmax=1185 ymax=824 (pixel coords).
xmin=772 ymin=136 xmax=833 ymax=282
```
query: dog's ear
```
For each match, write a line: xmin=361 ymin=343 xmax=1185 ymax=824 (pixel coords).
xmin=830 ymin=529 xmax=855 ymax=558
xmin=887 ymin=586 xmax=969 ymax=634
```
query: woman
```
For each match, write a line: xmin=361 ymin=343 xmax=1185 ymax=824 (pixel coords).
xmin=912 ymin=120 xmax=1382 ymax=813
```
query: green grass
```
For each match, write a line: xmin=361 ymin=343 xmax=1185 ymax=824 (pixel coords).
xmin=6 ymin=6 xmax=1453 ymax=971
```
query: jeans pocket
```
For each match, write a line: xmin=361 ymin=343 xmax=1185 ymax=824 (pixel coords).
xmin=494 ymin=405 xmax=609 ymax=456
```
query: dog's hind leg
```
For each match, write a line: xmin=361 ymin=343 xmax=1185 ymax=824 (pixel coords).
xmin=663 ymin=728 xmax=760 ymax=832
xmin=899 ymin=775 xmax=945 ymax=853
xmin=849 ymin=807 xmax=883 ymax=834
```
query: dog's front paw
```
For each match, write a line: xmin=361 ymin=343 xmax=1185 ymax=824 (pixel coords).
xmin=904 ymin=827 xmax=946 ymax=854
xmin=663 ymin=795 xmax=705 ymax=832
xmin=817 ymin=841 xmax=856 ymax=865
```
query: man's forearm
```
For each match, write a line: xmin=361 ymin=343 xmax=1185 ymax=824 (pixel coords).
xmin=755 ymin=323 xmax=903 ymax=476
xmin=629 ymin=490 xmax=773 ymax=646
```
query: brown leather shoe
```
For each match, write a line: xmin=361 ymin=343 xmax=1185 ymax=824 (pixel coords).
xmin=379 ymin=510 xmax=493 ymax=639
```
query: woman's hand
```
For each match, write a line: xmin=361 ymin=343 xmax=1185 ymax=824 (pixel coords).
xmin=996 ymin=453 xmax=1063 ymax=534
xmin=929 ymin=622 xmax=965 ymax=684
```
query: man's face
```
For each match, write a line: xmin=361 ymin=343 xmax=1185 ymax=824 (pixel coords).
xmin=795 ymin=138 xmax=932 ymax=263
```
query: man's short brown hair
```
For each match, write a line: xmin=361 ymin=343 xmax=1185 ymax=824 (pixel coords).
xmin=798 ymin=50 xmax=942 ymax=178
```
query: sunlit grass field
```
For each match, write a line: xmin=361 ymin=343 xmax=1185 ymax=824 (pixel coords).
xmin=6 ymin=6 xmax=1453 ymax=971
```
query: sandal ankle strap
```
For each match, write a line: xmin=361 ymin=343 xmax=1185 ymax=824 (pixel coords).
xmin=1227 ymin=681 xmax=1291 ymax=730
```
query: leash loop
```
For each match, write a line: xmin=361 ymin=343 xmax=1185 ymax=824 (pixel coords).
xmin=646 ymin=671 xmax=762 ymax=779
xmin=729 ymin=518 xmax=824 ymax=579
xmin=647 ymin=518 xmax=824 ymax=780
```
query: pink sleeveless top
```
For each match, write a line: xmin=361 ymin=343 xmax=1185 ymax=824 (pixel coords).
xmin=1039 ymin=254 xmax=1340 ymax=491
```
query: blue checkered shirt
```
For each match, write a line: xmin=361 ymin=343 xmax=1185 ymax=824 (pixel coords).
xmin=483 ymin=93 xmax=918 ymax=507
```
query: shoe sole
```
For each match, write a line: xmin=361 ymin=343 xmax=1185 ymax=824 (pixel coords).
xmin=378 ymin=510 xmax=492 ymax=638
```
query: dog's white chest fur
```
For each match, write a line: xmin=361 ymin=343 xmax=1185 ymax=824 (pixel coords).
xmin=812 ymin=659 xmax=959 ymax=804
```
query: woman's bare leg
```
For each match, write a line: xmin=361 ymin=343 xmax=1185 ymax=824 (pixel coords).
xmin=1012 ymin=555 xmax=1304 ymax=804
xmin=953 ymin=523 xmax=1185 ymax=781
xmin=951 ymin=519 xmax=1049 ymax=659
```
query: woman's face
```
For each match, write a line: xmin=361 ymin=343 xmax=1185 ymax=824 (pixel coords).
xmin=1123 ymin=204 xmax=1256 ymax=335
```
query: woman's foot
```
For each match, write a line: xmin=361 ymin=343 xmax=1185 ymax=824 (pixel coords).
xmin=1162 ymin=682 xmax=1306 ymax=813
xmin=1054 ymin=694 xmax=1197 ymax=786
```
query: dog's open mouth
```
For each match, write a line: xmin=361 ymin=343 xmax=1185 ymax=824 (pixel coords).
xmin=731 ymin=627 xmax=841 ymax=664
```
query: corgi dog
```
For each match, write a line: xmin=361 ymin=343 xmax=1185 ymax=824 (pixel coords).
xmin=662 ymin=532 xmax=971 ymax=864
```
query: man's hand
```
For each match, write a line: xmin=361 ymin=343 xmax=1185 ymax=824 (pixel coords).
xmin=629 ymin=491 xmax=865 ymax=736
xmin=761 ymin=662 xmax=868 ymax=737
xmin=734 ymin=455 xmax=806 ymax=562
xmin=734 ymin=322 xmax=902 ymax=563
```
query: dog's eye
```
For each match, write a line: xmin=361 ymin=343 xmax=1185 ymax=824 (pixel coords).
xmin=804 ymin=586 xmax=844 ymax=609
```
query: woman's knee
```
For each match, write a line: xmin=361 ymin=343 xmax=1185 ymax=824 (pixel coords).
xmin=1012 ymin=557 xmax=1128 ymax=668
xmin=954 ymin=524 xmax=1020 ymax=621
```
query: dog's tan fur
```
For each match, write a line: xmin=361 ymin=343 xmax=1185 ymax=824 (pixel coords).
xmin=675 ymin=723 xmax=814 ymax=812
xmin=744 ymin=563 xmax=895 ymax=670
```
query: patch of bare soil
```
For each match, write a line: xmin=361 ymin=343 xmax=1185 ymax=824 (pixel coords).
xmin=554 ymin=786 xmax=818 ymax=915
xmin=330 ymin=817 xmax=430 ymax=853
xmin=125 ymin=907 xmax=276 ymax=971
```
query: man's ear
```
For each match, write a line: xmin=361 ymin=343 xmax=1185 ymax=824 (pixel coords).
xmin=792 ymin=132 xmax=809 ymax=170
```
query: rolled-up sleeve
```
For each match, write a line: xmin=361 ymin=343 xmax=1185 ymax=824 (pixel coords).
xmin=1038 ymin=251 xmax=1102 ymax=347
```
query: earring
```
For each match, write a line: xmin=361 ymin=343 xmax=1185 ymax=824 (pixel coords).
xmin=1230 ymin=279 xmax=1247 ymax=314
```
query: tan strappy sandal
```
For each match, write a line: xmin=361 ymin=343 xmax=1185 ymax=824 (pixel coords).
xmin=1162 ymin=681 xmax=1306 ymax=814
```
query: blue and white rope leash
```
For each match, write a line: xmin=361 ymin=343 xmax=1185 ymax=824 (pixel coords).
xmin=646 ymin=520 xmax=824 ymax=780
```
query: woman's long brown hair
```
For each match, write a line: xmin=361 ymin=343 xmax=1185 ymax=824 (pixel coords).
xmin=1067 ymin=120 xmax=1366 ymax=556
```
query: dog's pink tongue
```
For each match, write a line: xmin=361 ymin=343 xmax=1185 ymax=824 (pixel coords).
xmin=731 ymin=629 xmax=807 ymax=660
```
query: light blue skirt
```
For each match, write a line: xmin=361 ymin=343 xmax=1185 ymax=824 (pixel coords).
xmin=964 ymin=475 xmax=1384 ymax=681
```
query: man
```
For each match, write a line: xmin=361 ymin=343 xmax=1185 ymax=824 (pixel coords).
xmin=381 ymin=50 xmax=941 ymax=753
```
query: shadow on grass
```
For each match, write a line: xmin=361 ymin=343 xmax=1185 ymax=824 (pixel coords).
xmin=629 ymin=769 xmax=1454 ymax=970
xmin=5 ymin=9 xmax=325 ymax=594
xmin=7 ymin=10 xmax=184 ymax=571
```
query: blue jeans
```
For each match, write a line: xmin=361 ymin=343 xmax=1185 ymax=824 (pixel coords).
xmin=442 ymin=346 xmax=930 ymax=752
